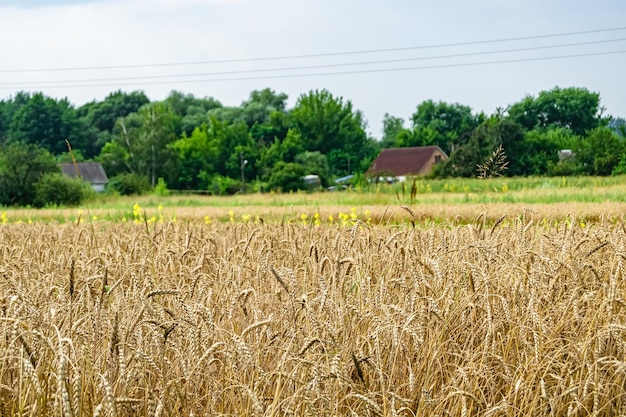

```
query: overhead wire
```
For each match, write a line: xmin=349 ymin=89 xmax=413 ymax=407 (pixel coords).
xmin=1 ymin=36 xmax=625 ymax=87
xmin=3 ymin=49 xmax=624 ymax=90
xmin=1 ymin=25 xmax=625 ymax=73
xmin=1 ymin=26 xmax=624 ymax=91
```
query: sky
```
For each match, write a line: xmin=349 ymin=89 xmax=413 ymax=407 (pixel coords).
xmin=0 ymin=0 xmax=625 ymax=139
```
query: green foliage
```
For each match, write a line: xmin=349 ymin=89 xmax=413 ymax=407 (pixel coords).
xmin=0 ymin=142 xmax=59 ymax=206
xmin=508 ymin=87 xmax=604 ymax=136
xmin=168 ymin=125 xmax=218 ymax=190
xmin=154 ymin=178 xmax=170 ymax=196
xmin=8 ymin=92 xmax=86 ymax=155
xmin=267 ymin=162 xmax=306 ymax=192
xmin=207 ymin=175 xmax=242 ymax=195
xmin=108 ymin=173 xmax=151 ymax=196
xmin=295 ymin=151 xmax=331 ymax=186
xmin=291 ymin=89 xmax=369 ymax=177
xmin=77 ymin=90 xmax=150 ymax=133
xmin=109 ymin=102 xmax=180 ymax=187
xmin=511 ymin=128 xmax=574 ymax=176
xmin=164 ymin=90 xmax=222 ymax=137
xmin=575 ymin=127 xmax=623 ymax=175
xmin=380 ymin=113 xmax=406 ymax=148
xmin=403 ymin=100 xmax=481 ymax=155
xmin=34 ymin=173 xmax=93 ymax=207
xmin=77 ymin=90 xmax=150 ymax=157
xmin=96 ymin=141 xmax=131 ymax=177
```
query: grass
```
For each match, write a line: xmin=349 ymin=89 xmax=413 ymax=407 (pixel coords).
xmin=1 ymin=214 xmax=625 ymax=415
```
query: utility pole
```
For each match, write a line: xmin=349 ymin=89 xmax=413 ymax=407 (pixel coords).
xmin=240 ymin=152 xmax=248 ymax=193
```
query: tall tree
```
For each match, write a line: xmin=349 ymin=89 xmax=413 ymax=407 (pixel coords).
xmin=77 ymin=90 xmax=150 ymax=157
xmin=109 ymin=102 xmax=180 ymax=186
xmin=507 ymin=87 xmax=605 ymax=136
xmin=401 ymin=100 xmax=480 ymax=155
xmin=575 ymin=127 xmax=623 ymax=175
xmin=291 ymin=89 xmax=370 ymax=176
xmin=164 ymin=90 xmax=222 ymax=137
xmin=8 ymin=92 xmax=85 ymax=155
xmin=380 ymin=113 xmax=407 ymax=148
xmin=168 ymin=125 xmax=219 ymax=190
xmin=0 ymin=142 xmax=59 ymax=206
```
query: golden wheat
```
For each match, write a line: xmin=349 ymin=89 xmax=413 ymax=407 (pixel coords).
xmin=0 ymin=216 xmax=625 ymax=415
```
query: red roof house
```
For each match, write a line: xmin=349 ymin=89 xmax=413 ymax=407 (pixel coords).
xmin=367 ymin=146 xmax=448 ymax=178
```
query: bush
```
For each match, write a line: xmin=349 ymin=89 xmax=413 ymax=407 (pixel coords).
xmin=108 ymin=173 xmax=151 ymax=195
xmin=154 ymin=178 xmax=170 ymax=196
xmin=267 ymin=162 xmax=306 ymax=192
xmin=207 ymin=175 xmax=242 ymax=195
xmin=34 ymin=173 xmax=94 ymax=207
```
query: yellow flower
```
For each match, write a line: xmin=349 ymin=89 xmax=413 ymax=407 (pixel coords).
xmin=229 ymin=210 xmax=235 ymax=223
xmin=1 ymin=212 xmax=8 ymax=224
xmin=242 ymin=214 xmax=252 ymax=223
xmin=133 ymin=203 xmax=142 ymax=223
xmin=204 ymin=215 xmax=212 ymax=225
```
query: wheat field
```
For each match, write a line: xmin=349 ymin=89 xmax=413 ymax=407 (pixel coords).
xmin=1 ymin=212 xmax=625 ymax=416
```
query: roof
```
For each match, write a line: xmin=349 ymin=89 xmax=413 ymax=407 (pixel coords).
xmin=59 ymin=162 xmax=109 ymax=184
xmin=367 ymin=146 xmax=448 ymax=176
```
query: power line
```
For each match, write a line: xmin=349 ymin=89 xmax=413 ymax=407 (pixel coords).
xmin=2 ymin=37 xmax=625 ymax=87
xmin=1 ymin=26 xmax=625 ymax=73
xmin=2 ymin=49 xmax=623 ymax=91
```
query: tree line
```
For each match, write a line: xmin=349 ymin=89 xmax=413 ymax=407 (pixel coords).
xmin=0 ymin=86 xmax=624 ymax=206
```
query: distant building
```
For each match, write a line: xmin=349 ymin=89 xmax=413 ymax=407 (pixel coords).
xmin=59 ymin=162 xmax=109 ymax=192
xmin=367 ymin=146 xmax=448 ymax=181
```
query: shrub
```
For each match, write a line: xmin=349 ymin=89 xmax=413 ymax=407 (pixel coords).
xmin=34 ymin=173 xmax=93 ymax=207
xmin=267 ymin=162 xmax=305 ymax=192
xmin=207 ymin=175 xmax=242 ymax=195
xmin=108 ymin=173 xmax=151 ymax=195
xmin=154 ymin=177 xmax=170 ymax=196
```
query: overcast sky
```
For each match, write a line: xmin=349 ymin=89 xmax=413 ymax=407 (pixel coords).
xmin=0 ymin=0 xmax=625 ymax=138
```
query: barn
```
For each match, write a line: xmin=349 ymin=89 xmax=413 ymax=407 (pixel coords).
xmin=59 ymin=162 xmax=109 ymax=192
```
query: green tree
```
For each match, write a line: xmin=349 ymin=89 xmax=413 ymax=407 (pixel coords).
xmin=266 ymin=161 xmax=305 ymax=192
xmin=380 ymin=113 xmax=407 ymax=148
xmin=77 ymin=90 xmax=150 ymax=157
xmin=507 ymin=87 xmax=605 ymax=136
xmin=513 ymin=128 xmax=575 ymax=176
xmin=258 ymin=128 xmax=304 ymax=181
xmin=575 ymin=127 xmax=623 ymax=175
xmin=77 ymin=90 xmax=150 ymax=133
xmin=8 ymin=92 xmax=85 ymax=155
xmin=436 ymin=114 xmax=514 ymax=178
xmin=402 ymin=100 xmax=480 ymax=155
xmin=168 ymin=125 xmax=219 ymax=190
xmin=164 ymin=90 xmax=222 ymax=137
xmin=291 ymin=89 xmax=369 ymax=176
xmin=241 ymin=88 xmax=288 ymax=127
xmin=110 ymin=102 xmax=180 ymax=187
xmin=295 ymin=151 xmax=331 ymax=186
xmin=0 ymin=142 xmax=59 ymax=206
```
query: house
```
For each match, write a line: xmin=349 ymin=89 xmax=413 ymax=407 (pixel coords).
xmin=59 ymin=162 xmax=109 ymax=192
xmin=367 ymin=146 xmax=448 ymax=181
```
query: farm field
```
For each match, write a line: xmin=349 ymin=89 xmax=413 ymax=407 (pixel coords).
xmin=2 ymin=178 xmax=626 ymax=415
